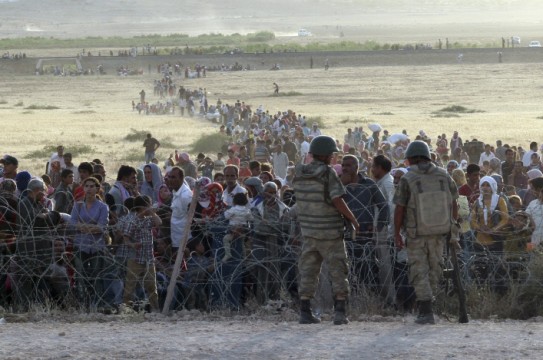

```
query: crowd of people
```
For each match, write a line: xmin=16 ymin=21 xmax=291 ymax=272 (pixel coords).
xmin=1 ymin=94 xmax=542 ymax=318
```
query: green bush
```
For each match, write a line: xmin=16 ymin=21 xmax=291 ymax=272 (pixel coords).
xmin=25 ymin=104 xmax=60 ymax=110
xmin=124 ymin=128 xmax=149 ymax=142
xmin=436 ymin=105 xmax=484 ymax=113
xmin=247 ymin=31 xmax=275 ymax=42
xmin=305 ymin=116 xmax=326 ymax=129
xmin=190 ymin=132 xmax=230 ymax=154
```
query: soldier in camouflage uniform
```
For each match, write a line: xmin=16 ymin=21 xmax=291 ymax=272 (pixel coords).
xmin=393 ymin=140 xmax=459 ymax=324
xmin=293 ymin=135 xmax=360 ymax=325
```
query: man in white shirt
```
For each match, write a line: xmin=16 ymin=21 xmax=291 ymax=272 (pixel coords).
xmin=309 ymin=123 xmax=322 ymax=137
xmin=299 ymin=136 xmax=310 ymax=164
xmin=48 ymin=145 xmax=66 ymax=173
xmin=169 ymin=166 xmax=193 ymax=250
xmin=344 ymin=128 xmax=357 ymax=149
xmin=522 ymin=141 xmax=538 ymax=167
xmin=371 ymin=155 xmax=396 ymax=306
xmin=478 ymin=144 xmax=496 ymax=167
xmin=222 ymin=165 xmax=247 ymax=207
xmin=272 ymin=144 xmax=289 ymax=180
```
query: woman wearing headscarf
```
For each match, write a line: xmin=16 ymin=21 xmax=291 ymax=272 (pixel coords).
xmin=470 ymin=176 xmax=509 ymax=253
xmin=191 ymin=177 xmax=215 ymax=253
xmin=201 ymin=182 xmax=226 ymax=220
xmin=525 ymin=177 xmax=543 ymax=247
xmin=141 ymin=163 xmax=163 ymax=204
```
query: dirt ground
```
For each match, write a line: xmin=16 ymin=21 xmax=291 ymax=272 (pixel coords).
xmin=1 ymin=315 xmax=543 ymax=359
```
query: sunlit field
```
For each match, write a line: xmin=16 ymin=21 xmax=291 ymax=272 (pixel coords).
xmin=1 ymin=61 xmax=542 ymax=178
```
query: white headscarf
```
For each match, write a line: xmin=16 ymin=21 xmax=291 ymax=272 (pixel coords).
xmin=478 ymin=176 xmax=499 ymax=225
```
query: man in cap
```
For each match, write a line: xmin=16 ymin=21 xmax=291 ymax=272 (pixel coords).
xmin=0 ymin=155 xmax=18 ymax=183
xmin=393 ymin=140 xmax=459 ymax=324
xmin=293 ymin=135 xmax=359 ymax=325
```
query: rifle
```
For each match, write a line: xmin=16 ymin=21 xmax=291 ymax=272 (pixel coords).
xmin=447 ymin=225 xmax=469 ymax=323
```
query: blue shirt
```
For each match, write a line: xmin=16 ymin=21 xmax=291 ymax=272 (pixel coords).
xmin=70 ymin=199 xmax=109 ymax=254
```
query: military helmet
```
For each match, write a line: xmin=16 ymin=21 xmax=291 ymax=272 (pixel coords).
xmin=309 ymin=135 xmax=340 ymax=156
xmin=404 ymin=140 xmax=431 ymax=160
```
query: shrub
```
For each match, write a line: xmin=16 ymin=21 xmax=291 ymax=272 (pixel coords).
xmin=25 ymin=104 xmax=59 ymax=110
xmin=124 ymin=128 xmax=149 ymax=142
xmin=247 ymin=31 xmax=275 ymax=42
xmin=190 ymin=132 xmax=230 ymax=154
xmin=305 ymin=116 xmax=326 ymax=129
xmin=73 ymin=110 xmax=96 ymax=114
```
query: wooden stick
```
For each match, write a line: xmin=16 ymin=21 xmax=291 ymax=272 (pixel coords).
xmin=162 ymin=186 xmax=200 ymax=314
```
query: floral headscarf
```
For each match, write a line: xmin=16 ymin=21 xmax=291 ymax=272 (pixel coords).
xmin=197 ymin=177 xmax=212 ymax=204
xmin=201 ymin=182 xmax=226 ymax=219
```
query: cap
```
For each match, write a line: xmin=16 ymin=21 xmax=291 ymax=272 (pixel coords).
xmin=0 ymin=155 xmax=18 ymax=167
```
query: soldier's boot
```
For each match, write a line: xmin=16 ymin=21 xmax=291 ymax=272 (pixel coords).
xmin=333 ymin=299 xmax=349 ymax=325
xmin=299 ymin=299 xmax=321 ymax=324
xmin=415 ymin=300 xmax=435 ymax=325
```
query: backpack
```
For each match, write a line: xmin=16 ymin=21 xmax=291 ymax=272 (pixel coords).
xmin=405 ymin=165 xmax=453 ymax=236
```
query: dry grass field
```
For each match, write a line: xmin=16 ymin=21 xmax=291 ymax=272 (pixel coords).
xmin=0 ymin=59 xmax=542 ymax=177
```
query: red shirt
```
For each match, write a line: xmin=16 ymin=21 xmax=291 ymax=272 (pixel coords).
xmin=458 ymin=183 xmax=479 ymax=205
xmin=227 ymin=156 xmax=241 ymax=168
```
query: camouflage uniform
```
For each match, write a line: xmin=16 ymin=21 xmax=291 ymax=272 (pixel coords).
xmin=393 ymin=163 xmax=458 ymax=302
xmin=294 ymin=160 xmax=349 ymax=299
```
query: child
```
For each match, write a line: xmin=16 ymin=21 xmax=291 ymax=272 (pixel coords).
xmin=122 ymin=195 xmax=162 ymax=312
xmin=222 ymin=193 xmax=252 ymax=263
xmin=182 ymin=241 xmax=214 ymax=311
xmin=214 ymin=152 xmax=225 ymax=174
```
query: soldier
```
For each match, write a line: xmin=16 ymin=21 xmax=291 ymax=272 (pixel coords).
xmin=293 ymin=135 xmax=359 ymax=325
xmin=393 ymin=140 xmax=459 ymax=324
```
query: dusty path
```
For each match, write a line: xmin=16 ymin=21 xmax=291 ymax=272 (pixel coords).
xmin=1 ymin=315 xmax=542 ymax=359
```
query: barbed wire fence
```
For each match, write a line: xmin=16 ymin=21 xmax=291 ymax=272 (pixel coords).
xmin=0 ymin=190 xmax=542 ymax=320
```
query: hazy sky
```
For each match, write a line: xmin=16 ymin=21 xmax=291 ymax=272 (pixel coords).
xmin=0 ymin=0 xmax=541 ymax=41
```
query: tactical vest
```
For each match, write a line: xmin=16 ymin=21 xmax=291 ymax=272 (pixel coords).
xmin=293 ymin=164 xmax=344 ymax=239
xmin=404 ymin=164 xmax=453 ymax=237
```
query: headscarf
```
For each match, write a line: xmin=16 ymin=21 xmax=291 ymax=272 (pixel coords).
xmin=527 ymin=169 xmax=543 ymax=180
xmin=201 ymin=182 xmax=225 ymax=219
xmin=141 ymin=163 xmax=163 ymax=204
xmin=478 ymin=175 xmax=499 ymax=225
xmin=447 ymin=160 xmax=459 ymax=170
xmin=391 ymin=168 xmax=408 ymax=176
xmin=156 ymin=183 xmax=171 ymax=207
xmin=180 ymin=152 xmax=190 ymax=162
xmin=245 ymin=177 xmax=264 ymax=195
xmin=184 ymin=176 xmax=196 ymax=190
xmin=15 ymin=171 xmax=31 ymax=194
xmin=333 ymin=164 xmax=342 ymax=176
xmin=197 ymin=177 xmax=212 ymax=205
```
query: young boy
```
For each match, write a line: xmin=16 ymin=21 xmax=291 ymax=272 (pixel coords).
xmin=214 ymin=152 xmax=226 ymax=174
xmin=222 ymin=193 xmax=252 ymax=263
xmin=122 ymin=195 xmax=162 ymax=312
